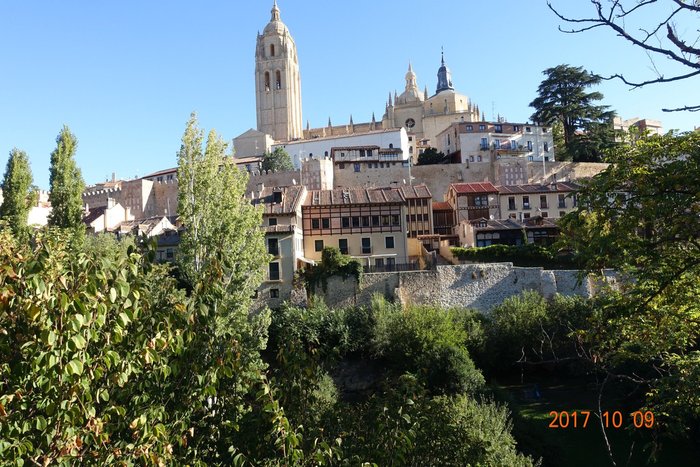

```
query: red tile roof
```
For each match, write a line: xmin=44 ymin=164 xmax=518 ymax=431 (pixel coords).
xmin=496 ymin=182 xmax=579 ymax=194
xmin=304 ymin=187 xmax=405 ymax=206
xmin=432 ymin=201 xmax=453 ymax=211
xmin=450 ymin=182 xmax=498 ymax=194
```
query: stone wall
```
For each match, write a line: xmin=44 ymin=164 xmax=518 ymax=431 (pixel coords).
xmin=318 ymin=263 xmax=600 ymax=312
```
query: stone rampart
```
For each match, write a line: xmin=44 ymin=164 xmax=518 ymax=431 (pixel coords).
xmin=319 ymin=263 xmax=600 ymax=312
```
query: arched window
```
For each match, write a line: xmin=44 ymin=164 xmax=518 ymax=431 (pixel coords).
xmin=275 ymin=70 xmax=281 ymax=89
xmin=270 ymin=44 xmax=275 ymax=57
xmin=264 ymin=72 xmax=270 ymax=91
xmin=389 ymin=143 xmax=394 ymax=149
xmin=324 ymin=151 xmax=328 ymax=157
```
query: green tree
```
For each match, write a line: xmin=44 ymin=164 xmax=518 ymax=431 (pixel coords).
xmin=261 ymin=147 xmax=294 ymax=173
xmin=0 ymin=148 xmax=34 ymax=236
xmin=176 ymin=112 xmax=267 ymax=306
xmin=559 ymin=130 xmax=700 ymax=435
xmin=530 ymin=64 xmax=616 ymax=162
xmin=417 ymin=147 xmax=448 ymax=165
xmin=47 ymin=126 xmax=85 ymax=229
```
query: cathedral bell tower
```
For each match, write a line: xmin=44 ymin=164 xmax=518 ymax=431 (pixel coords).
xmin=255 ymin=1 xmax=302 ymax=142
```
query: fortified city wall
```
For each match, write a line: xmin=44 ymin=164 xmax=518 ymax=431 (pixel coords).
xmin=317 ymin=263 xmax=614 ymax=312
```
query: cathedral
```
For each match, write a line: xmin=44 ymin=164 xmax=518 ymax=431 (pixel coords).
xmin=234 ymin=1 xmax=484 ymax=162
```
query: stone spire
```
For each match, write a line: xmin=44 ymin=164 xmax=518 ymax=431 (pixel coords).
xmin=436 ymin=48 xmax=454 ymax=94
xmin=271 ymin=0 xmax=280 ymax=21
xmin=424 ymin=85 xmax=429 ymax=101
xmin=388 ymin=92 xmax=393 ymax=106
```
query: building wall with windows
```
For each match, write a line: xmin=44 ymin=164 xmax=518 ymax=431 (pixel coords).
xmin=437 ymin=121 xmax=555 ymax=164
xmin=251 ymin=185 xmax=307 ymax=307
xmin=301 ymin=187 xmax=409 ymax=269
xmin=446 ymin=182 xmax=500 ymax=224
xmin=497 ymin=182 xmax=579 ymax=221
xmin=272 ymin=128 xmax=409 ymax=169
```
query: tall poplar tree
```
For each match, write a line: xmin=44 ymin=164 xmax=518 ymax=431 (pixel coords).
xmin=48 ymin=126 xmax=85 ymax=229
xmin=0 ymin=148 xmax=34 ymax=235
xmin=176 ymin=113 xmax=267 ymax=313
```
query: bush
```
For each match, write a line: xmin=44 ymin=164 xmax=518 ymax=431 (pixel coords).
xmin=451 ymin=243 xmax=578 ymax=268
xmin=371 ymin=297 xmax=485 ymax=394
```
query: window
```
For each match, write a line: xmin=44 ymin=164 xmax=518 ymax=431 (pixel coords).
xmin=267 ymin=238 xmax=279 ymax=256
xmin=354 ymin=163 xmax=360 ymax=172
xmin=361 ymin=238 xmax=371 ymax=254
xmin=523 ymin=196 xmax=530 ymax=209
xmin=508 ymin=196 xmax=516 ymax=210
xmin=479 ymin=124 xmax=486 ymax=131
xmin=544 ymin=142 xmax=550 ymax=152
xmin=352 ymin=217 xmax=360 ymax=227
xmin=558 ymin=194 xmax=566 ymax=208
xmin=264 ymin=71 xmax=270 ymax=91
xmin=339 ymin=163 xmax=345 ymax=169
xmin=360 ymin=149 xmax=366 ymax=157
xmin=392 ymin=215 xmax=400 ymax=226
xmin=389 ymin=143 xmax=394 ymax=148
xmin=495 ymin=124 xmax=503 ymax=133
xmin=540 ymin=195 xmax=548 ymax=209
xmin=360 ymin=216 xmax=369 ymax=227
xmin=382 ymin=215 xmax=390 ymax=226
xmin=372 ymin=215 xmax=380 ymax=226
xmin=541 ymin=212 xmax=549 ymax=218
xmin=342 ymin=217 xmax=350 ymax=228
xmin=339 ymin=239 xmax=348 ymax=254
xmin=311 ymin=219 xmax=320 ymax=229
xmin=469 ymin=155 xmax=474 ymax=162
xmin=385 ymin=236 xmax=395 ymax=249
xmin=542 ymin=127 xmax=549 ymax=133
xmin=322 ymin=218 xmax=330 ymax=229
xmin=480 ymin=137 xmax=488 ymax=150
xmin=526 ymin=126 xmax=532 ymax=133
xmin=270 ymin=44 xmax=275 ymax=57
xmin=510 ymin=140 xmax=517 ymax=149
xmin=559 ymin=211 xmax=566 ymax=217
xmin=474 ymin=195 xmax=488 ymax=207
xmin=275 ymin=70 xmax=281 ymax=89
xmin=527 ymin=140 xmax=533 ymax=151
xmin=314 ymin=240 xmax=324 ymax=252
xmin=523 ymin=213 xmax=531 ymax=219
xmin=268 ymin=262 xmax=280 ymax=281
xmin=528 ymin=156 xmax=534 ymax=161
xmin=268 ymin=217 xmax=278 ymax=226
xmin=513 ymin=125 xmax=520 ymax=132
xmin=166 ymin=248 xmax=174 ymax=260
xmin=408 ymin=136 xmax=413 ymax=141
xmin=366 ymin=149 xmax=373 ymax=157
xmin=477 ymin=155 xmax=482 ymax=162
xmin=324 ymin=151 xmax=328 ymax=157
xmin=375 ymin=258 xmax=384 ymax=269
xmin=466 ymin=125 xmax=473 ymax=131
xmin=494 ymin=139 xmax=501 ymax=149
xmin=270 ymin=288 xmax=279 ymax=298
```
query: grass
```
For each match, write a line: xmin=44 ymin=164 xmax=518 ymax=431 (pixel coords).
xmin=489 ymin=376 xmax=699 ymax=467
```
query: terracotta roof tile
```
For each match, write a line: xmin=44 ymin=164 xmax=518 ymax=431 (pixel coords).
xmin=450 ymin=182 xmax=498 ymax=194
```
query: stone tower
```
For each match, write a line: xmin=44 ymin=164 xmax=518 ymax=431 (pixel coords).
xmin=255 ymin=1 xmax=302 ymax=142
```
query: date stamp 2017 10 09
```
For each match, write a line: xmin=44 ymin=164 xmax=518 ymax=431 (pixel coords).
xmin=548 ymin=411 xmax=655 ymax=429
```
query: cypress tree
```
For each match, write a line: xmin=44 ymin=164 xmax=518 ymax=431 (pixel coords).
xmin=48 ymin=126 xmax=85 ymax=229
xmin=0 ymin=148 xmax=34 ymax=235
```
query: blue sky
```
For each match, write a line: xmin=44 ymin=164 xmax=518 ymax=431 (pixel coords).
xmin=2 ymin=1 xmax=698 ymax=189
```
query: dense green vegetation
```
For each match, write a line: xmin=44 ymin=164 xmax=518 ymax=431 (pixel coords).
xmin=451 ymin=243 xmax=578 ymax=269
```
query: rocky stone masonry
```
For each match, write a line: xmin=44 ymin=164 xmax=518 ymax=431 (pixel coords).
xmin=319 ymin=263 xmax=607 ymax=312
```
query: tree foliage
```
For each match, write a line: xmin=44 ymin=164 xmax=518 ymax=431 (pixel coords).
xmin=417 ymin=147 xmax=448 ymax=165
xmin=302 ymin=246 xmax=362 ymax=294
xmin=176 ymin=113 xmax=267 ymax=315
xmin=530 ymin=64 xmax=617 ymax=162
xmin=48 ymin=126 xmax=85 ymax=229
xmin=559 ymin=130 xmax=700 ymax=434
xmin=261 ymin=147 xmax=294 ymax=173
xmin=0 ymin=148 xmax=34 ymax=236
xmin=548 ymin=0 xmax=700 ymax=112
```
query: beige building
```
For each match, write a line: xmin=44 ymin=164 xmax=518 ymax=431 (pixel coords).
xmin=613 ymin=117 xmax=663 ymax=136
xmin=496 ymin=182 xmax=579 ymax=221
xmin=83 ymin=198 xmax=133 ymax=233
xmin=398 ymin=184 xmax=433 ymax=239
xmin=302 ymin=187 xmax=411 ymax=271
xmin=436 ymin=121 xmax=555 ymax=168
xmin=461 ymin=217 xmax=560 ymax=248
xmin=446 ymin=182 xmax=500 ymax=226
xmin=251 ymin=185 xmax=307 ymax=306
xmin=255 ymin=1 xmax=302 ymax=143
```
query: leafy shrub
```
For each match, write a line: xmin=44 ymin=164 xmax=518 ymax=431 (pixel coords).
xmin=451 ymin=243 xmax=578 ymax=268
xmin=371 ymin=297 xmax=485 ymax=394
xmin=303 ymin=247 xmax=363 ymax=294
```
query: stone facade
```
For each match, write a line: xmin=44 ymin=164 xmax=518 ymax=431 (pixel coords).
xmin=318 ymin=263 xmax=600 ymax=312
